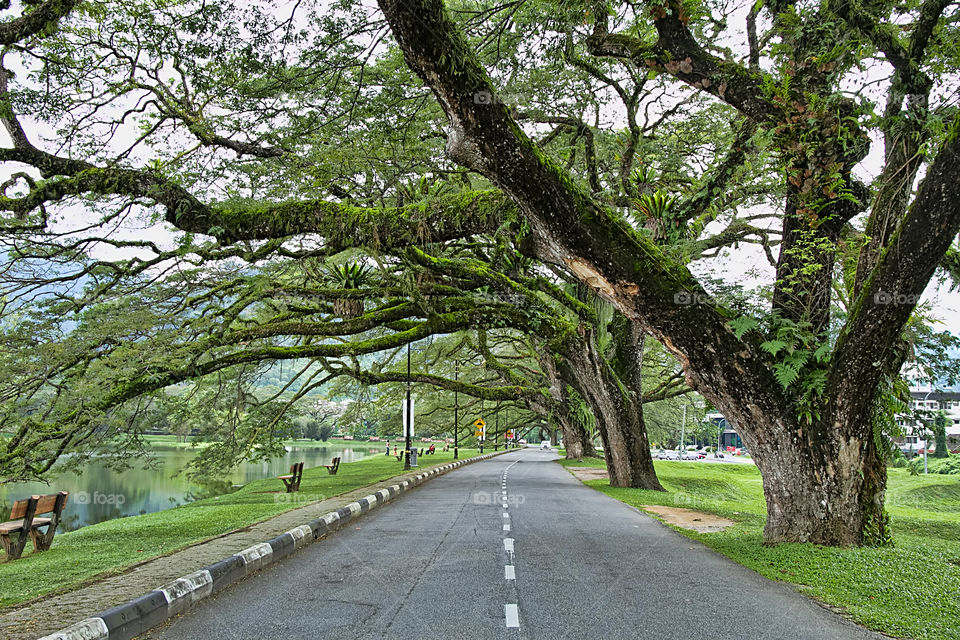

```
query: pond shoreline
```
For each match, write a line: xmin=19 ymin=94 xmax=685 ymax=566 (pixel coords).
xmin=0 ymin=449 xmax=496 ymax=637
xmin=0 ymin=438 xmax=387 ymax=532
xmin=0 ymin=448 xmax=486 ymax=613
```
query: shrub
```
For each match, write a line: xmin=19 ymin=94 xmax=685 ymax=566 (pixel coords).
xmin=906 ymin=453 xmax=960 ymax=475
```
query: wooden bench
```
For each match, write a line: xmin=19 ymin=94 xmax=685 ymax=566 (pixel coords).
xmin=1 ymin=492 xmax=69 ymax=560
xmin=278 ymin=462 xmax=304 ymax=493
xmin=324 ymin=456 xmax=341 ymax=475
xmin=394 ymin=450 xmax=406 ymax=461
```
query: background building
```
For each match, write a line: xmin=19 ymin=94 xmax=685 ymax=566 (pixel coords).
xmin=895 ymin=387 xmax=960 ymax=455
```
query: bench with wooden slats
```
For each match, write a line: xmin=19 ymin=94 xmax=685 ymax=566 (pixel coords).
xmin=278 ymin=462 xmax=304 ymax=493
xmin=324 ymin=456 xmax=341 ymax=475
xmin=1 ymin=491 xmax=69 ymax=560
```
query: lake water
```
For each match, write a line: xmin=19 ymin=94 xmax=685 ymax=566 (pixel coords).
xmin=0 ymin=443 xmax=384 ymax=531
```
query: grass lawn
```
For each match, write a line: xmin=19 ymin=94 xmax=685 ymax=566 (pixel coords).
xmin=0 ymin=448 xmax=483 ymax=610
xmin=559 ymin=457 xmax=960 ymax=640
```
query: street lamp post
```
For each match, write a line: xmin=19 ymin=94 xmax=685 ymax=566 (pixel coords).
xmin=404 ymin=342 xmax=413 ymax=470
xmin=680 ymin=404 xmax=687 ymax=453
xmin=479 ymin=398 xmax=484 ymax=454
xmin=453 ymin=360 xmax=459 ymax=460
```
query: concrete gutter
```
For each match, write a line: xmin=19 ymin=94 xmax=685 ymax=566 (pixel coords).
xmin=37 ymin=450 xmax=510 ymax=640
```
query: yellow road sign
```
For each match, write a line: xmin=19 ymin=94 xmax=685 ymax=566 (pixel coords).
xmin=474 ymin=418 xmax=485 ymax=428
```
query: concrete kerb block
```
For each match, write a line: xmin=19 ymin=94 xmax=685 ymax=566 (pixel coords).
xmin=36 ymin=618 xmax=109 ymax=640
xmin=287 ymin=524 xmax=312 ymax=549
xmin=362 ymin=494 xmax=379 ymax=510
xmin=307 ymin=515 xmax=329 ymax=539
xmin=159 ymin=569 xmax=213 ymax=617
xmin=267 ymin=532 xmax=296 ymax=559
xmin=235 ymin=542 xmax=273 ymax=575
xmin=334 ymin=504 xmax=357 ymax=524
xmin=205 ymin=555 xmax=245 ymax=591
xmin=98 ymin=590 xmax=167 ymax=640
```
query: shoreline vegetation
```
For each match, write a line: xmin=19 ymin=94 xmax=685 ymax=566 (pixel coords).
xmin=559 ymin=457 xmax=960 ymax=640
xmin=0 ymin=448 xmax=481 ymax=610
xmin=139 ymin=434 xmax=407 ymax=449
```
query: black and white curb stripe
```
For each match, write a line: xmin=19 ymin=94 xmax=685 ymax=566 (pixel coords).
xmin=36 ymin=451 xmax=511 ymax=640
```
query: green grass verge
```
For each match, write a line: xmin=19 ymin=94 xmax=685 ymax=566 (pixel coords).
xmin=558 ymin=458 xmax=960 ymax=640
xmin=0 ymin=448 xmax=484 ymax=609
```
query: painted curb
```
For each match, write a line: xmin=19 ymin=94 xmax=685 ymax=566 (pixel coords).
xmin=36 ymin=449 xmax=514 ymax=640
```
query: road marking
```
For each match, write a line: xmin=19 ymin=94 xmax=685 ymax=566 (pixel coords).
xmin=503 ymin=512 xmax=510 ymax=518
xmin=505 ymin=604 xmax=520 ymax=628
xmin=503 ymin=538 xmax=514 ymax=553
xmin=504 ymin=565 xmax=515 ymax=580
xmin=503 ymin=523 xmax=511 ymax=532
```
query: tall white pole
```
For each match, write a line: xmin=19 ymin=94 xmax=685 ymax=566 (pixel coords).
xmin=680 ymin=404 xmax=687 ymax=452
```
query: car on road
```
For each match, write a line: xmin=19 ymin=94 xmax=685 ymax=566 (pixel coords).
xmin=656 ymin=450 xmax=680 ymax=460
xmin=540 ymin=440 xmax=552 ymax=450
xmin=680 ymin=451 xmax=700 ymax=460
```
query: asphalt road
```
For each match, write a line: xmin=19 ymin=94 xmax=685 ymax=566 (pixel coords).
xmin=144 ymin=449 xmax=882 ymax=640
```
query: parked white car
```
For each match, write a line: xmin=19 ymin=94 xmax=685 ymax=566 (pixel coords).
xmin=540 ymin=440 xmax=552 ymax=450
xmin=656 ymin=450 xmax=680 ymax=460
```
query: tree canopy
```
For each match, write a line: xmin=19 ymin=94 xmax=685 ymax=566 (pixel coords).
xmin=0 ymin=0 xmax=958 ymax=546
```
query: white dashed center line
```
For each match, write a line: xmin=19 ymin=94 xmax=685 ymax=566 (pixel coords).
xmin=505 ymin=604 xmax=520 ymax=628
xmin=501 ymin=456 xmax=524 ymax=630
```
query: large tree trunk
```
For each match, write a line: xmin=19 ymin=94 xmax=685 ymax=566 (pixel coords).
xmin=378 ymin=0 xmax=960 ymax=544
xmin=562 ymin=328 xmax=663 ymax=491
xmin=557 ymin=398 xmax=597 ymax=460
xmin=532 ymin=339 xmax=597 ymax=460
xmin=731 ymin=410 xmax=888 ymax=545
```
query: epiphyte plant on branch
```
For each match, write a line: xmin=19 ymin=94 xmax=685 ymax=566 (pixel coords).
xmin=0 ymin=0 xmax=957 ymax=548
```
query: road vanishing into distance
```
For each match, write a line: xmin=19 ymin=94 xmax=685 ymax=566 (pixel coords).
xmin=144 ymin=449 xmax=882 ymax=640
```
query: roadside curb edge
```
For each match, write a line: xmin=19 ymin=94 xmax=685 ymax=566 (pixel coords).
xmin=37 ymin=449 xmax=513 ymax=640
